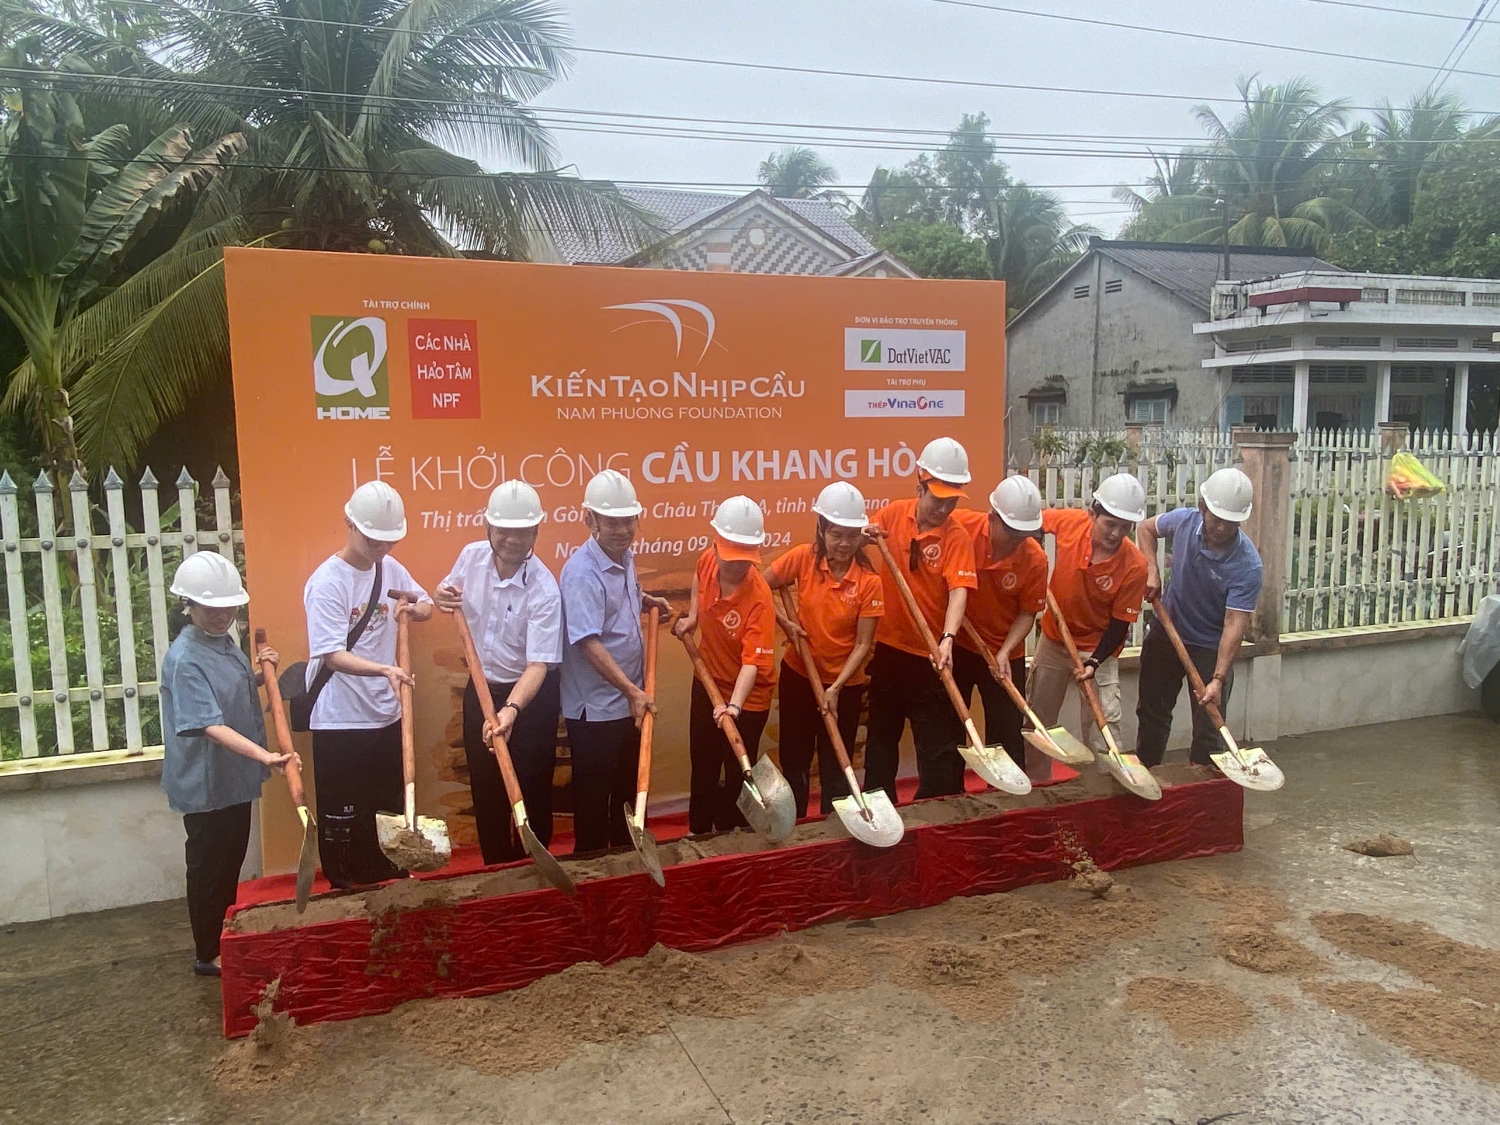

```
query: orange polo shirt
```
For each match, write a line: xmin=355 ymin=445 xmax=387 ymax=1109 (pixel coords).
xmin=951 ymin=508 xmax=1048 ymax=656
xmin=694 ymin=547 xmax=777 ymax=710
xmin=1040 ymin=507 xmax=1147 ymax=652
xmin=769 ymin=542 xmax=884 ymax=686
xmin=872 ymin=498 xmax=978 ymax=658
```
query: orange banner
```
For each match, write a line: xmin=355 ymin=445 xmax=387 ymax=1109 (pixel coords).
xmin=225 ymin=247 xmax=1006 ymax=872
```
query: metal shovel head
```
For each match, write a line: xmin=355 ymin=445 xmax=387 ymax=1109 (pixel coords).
xmin=294 ymin=807 xmax=318 ymax=915
xmin=1023 ymin=726 xmax=1093 ymax=766
xmin=1211 ymin=746 xmax=1285 ymax=792
xmin=624 ymin=805 xmax=666 ymax=887
xmin=375 ymin=811 xmax=452 ymax=873
xmin=737 ymin=756 xmax=796 ymax=842
xmin=1103 ymin=751 xmax=1163 ymax=801
xmin=959 ymin=742 xmax=1032 ymax=796
xmin=832 ymin=790 xmax=905 ymax=848
xmin=519 ymin=820 xmax=576 ymax=895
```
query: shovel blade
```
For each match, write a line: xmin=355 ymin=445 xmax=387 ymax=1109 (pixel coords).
xmin=1211 ymin=746 xmax=1285 ymax=792
xmin=746 ymin=755 xmax=797 ymax=841
xmin=624 ymin=804 xmax=666 ymax=887
xmin=375 ymin=811 xmax=451 ymax=873
xmin=959 ymin=742 xmax=1032 ymax=795
xmin=294 ymin=810 xmax=318 ymax=915
xmin=1023 ymin=726 xmax=1092 ymax=766
xmin=832 ymin=790 xmax=905 ymax=848
xmin=1101 ymin=751 xmax=1163 ymax=801
xmin=520 ymin=821 xmax=576 ymax=895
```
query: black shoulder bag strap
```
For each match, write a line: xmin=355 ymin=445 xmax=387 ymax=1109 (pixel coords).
xmin=286 ymin=559 xmax=384 ymax=729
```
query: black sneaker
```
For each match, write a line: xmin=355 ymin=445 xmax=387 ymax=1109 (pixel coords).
xmin=192 ymin=959 xmax=221 ymax=977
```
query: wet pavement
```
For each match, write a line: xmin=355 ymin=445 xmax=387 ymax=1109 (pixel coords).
xmin=2 ymin=712 xmax=1498 ymax=1124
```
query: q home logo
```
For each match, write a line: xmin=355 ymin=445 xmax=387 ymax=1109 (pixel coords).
xmin=312 ymin=316 xmax=391 ymax=420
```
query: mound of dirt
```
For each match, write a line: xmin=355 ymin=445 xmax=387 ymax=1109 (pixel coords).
xmin=1070 ymin=858 xmax=1114 ymax=898
xmin=1214 ymin=923 xmax=1322 ymax=976
xmin=1312 ymin=912 xmax=1500 ymax=1007
xmin=731 ymin=939 xmax=869 ymax=996
xmin=888 ymin=940 xmax=1015 ymax=1022
xmin=1309 ymin=980 xmax=1500 ymax=1084
xmin=1162 ymin=868 xmax=1290 ymax=926
xmin=1341 ymin=834 xmax=1414 ymax=858
xmin=1125 ymin=976 xmax=1253 ymax=1042
xmin=211 ymin=980 xmax=321 ymax=1092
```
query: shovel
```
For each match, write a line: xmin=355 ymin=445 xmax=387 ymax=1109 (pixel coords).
xmin=1044 ymin=590 xmax=1162 ymax=801
xmin=452 ymin=609 xmax=575 ymax=894
xmin=776 ymin=588 xmax=903 ymax=847
xmin=959 ymin=621 xmax=1093 ymax=767
xmin=255 ymin=629 xmax=318 ymax=913
xmin=375 ymin=595 xmax=452 ymax=873
xmin=1147 ymin=596 xmax=1284 ymax=792
xmin=677 ymin=629 xmax=796 ymax=842
xmin=624 ymin=607 xmax=666 ymax=886
xmin=870 ymin=532 xmax=1030 ymax=795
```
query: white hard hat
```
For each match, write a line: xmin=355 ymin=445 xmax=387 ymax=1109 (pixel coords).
xmin=1200 ymin=467 xmax=1254 ymax=522
xmin=485 ymin=480 xmax=545 ymax=528
xmin=582 ymin=469 xmax=643 ymax=518
xmin=812 ymin=481 xmax=869 ymax=528
xmin=989 ymin=475 xmax=1043 ymax=532
xmin=710 ymin=495 xmax=768 ymax=546
xmin=915 ymin=436 xmax=972 ymax=485
xmin=1092 ymin=473 xmax=1147 ymax=523
xmin=170 ymin=551 xmax=249 ymax=608
xmin=345 ymin=480 xmax=407 ymax=542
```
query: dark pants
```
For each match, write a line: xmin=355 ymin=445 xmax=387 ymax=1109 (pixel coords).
xmin=183 ymin=802 xmax=251 ymax=963
xmin=1135 ymin=621 xmax=1234 ymax=767
xmin=777 ymin=658 xmax=865 ymax=818
xmin=565 ymin=715 xmax=640 ymax=853
xmin=463 ymin=671 xmax=561 ymax=865
xmin=951 ymin=646 xmax=1028 ymax=769
xmin=312 ymin=722 xmax=405 ymax=887
xmin=688 ymin=679 xmax=770 ymax=834
xmin=864 ymin=642 xmax=967 ymax=801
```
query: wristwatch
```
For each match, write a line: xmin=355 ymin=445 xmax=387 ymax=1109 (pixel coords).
xmin=940 ymin=632 xmax=955 ymax=643
xmin=500 ymin=701 xmax=521 ymax=717
xmin=1084 ymin=656 xmax=1101 ymax=670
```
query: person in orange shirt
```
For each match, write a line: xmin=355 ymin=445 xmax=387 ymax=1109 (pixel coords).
xmin=1030 ymin=473 xmax=1150 ymax=759
xmin=863 ymin=437 xmax=979 ymax=801
xmin=951 ymin=475 xmax=1049 ymax=775
xmin=673 ymin=496 xmax=777 ymax=834
xmin=765 ymin=481 xmax=884 ymax=819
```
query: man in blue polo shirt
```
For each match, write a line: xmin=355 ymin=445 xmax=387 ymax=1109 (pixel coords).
xmin=1134 ymin=467 xmax=1263 ymax=768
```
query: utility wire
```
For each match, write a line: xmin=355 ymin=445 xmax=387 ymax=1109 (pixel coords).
xmin=1427 ymin=0 xmax=1499 ymax=94
xmin=1295 ymin=0 xmax=1500 ymax=20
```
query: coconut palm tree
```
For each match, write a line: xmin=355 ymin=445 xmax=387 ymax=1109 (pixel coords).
xmin=1112 ymin=152 xmax=1204 ymax=215
xmin=757 ymin=146 xmax=840 ymax=201
xmin=983 ymin=183 xmax=1097 ymax=314
xmin=1347 ymin=92 xmax=1468 ymax=228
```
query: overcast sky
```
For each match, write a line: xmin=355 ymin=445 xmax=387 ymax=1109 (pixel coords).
xmin=522 ymin=0 xmax=1499 ymax=235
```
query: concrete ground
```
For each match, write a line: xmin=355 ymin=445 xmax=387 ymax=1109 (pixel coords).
xmin=3 ymin=713 xmax=1499 ymax=1125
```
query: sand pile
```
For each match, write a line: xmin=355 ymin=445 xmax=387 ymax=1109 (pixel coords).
xmin=1341 ymin=834 xmax=1414 ymax=857
xmin=884 ymin=939 xmax=1015 ymax=1022
xmin=211 ymin=980 xmax=321 ymax=1092
xmin=1309 ymin=981 xmax=1500 ymax=1084
xmin=1069 ymin=857 xmax=1114 ymax=898
xmin=733 ymin=938 xmax=870 ymax=996
xmin=1163 ymin=868 xmax=1290 ymax=926
xmin=1214 ymin=923 xmax=1322 ymax=976
xmin=1312 ymin=912 xmax=1500 ymax=1006
xmin=1125 ymin=977 xmax=1253 ymax=1042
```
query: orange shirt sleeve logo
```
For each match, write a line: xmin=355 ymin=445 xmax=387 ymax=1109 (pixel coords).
xmin=721 ymin=609 xmax=743 ymax=631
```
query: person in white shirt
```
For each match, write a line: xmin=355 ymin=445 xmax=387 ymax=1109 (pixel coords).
xmin=303 ymin=481 xmax=432 ymax=887
xmin=434 ymin=481 xmax=564 ymax=864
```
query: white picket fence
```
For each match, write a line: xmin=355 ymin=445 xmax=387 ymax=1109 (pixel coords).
xmin=0 ymin=467 xmax=242 ymax=761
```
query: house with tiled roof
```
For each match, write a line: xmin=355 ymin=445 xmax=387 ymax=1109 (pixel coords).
xmin=530 ymin=187 xmax=918 ymax=278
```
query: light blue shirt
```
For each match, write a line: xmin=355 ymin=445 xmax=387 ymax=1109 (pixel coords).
xmin=160 ymin=625 xmax=269 ymax=815
xmin=1158 ymin=506 xmax=1263 ymax=649
xmin=560 ymin=536 xmax=644 ymax=721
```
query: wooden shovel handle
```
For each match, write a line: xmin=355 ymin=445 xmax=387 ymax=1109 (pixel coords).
xmin=395 ymin=596 xmax=415 ymax=806
xmin=677 ymin=629 xmax=753 ymax=766
xmin=776 ymin=587 xmax=855 ymax=773
xmin=1148 ymin=595 xmax=1227 ymax=728
xmin=959 ymin=619 xmax=1036 ymax=721
xmin=636 ymin=607 xmax=661 ymax=795
xmin=1045 ymin=589 xmax=1114 ymax=734
xmin=254 ymin=628 xmax=306 ymax=810
xmin=451 ymin=609 xmax=527 ymax=809
xmin=869 ymin=531 xmax=980 ymax=733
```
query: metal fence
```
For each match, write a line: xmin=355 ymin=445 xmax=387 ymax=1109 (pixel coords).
xmin=0 ymin=468 xmax=242 ymax=761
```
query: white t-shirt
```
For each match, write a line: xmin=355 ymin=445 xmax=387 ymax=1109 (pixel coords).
xmin=303 ymin=554 xmax=431 ymax=730
xmin=440 ymin=544 xmax=563 ymax=684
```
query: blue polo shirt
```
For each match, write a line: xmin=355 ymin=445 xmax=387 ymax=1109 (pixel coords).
xmin=559 ymin=536 xmax=644 ymax=721
xmin=160 ymin=625 xmax=269 ymax=814
xmin=1158 ymin=506 xmax=1263 ymax=649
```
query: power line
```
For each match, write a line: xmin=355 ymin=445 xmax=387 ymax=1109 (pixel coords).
xmin=1427 ymin=0 xmax=1499 ymax=94
xmin=923 ymin=0 xmax=1500 ymax=80
xmin=1297 ymin=0 xmax=1500 ymax=22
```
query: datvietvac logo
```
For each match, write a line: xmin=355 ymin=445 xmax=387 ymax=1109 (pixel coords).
xmin=312 ymin=316 xmax=390 ymax=420
xmin=859 ymin=338 xmax=882 ymax=364
xmin=844 ymin=328 xmax=966 ymax=371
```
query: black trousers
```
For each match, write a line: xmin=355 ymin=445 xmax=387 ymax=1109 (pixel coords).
xmin=183 ymin=802 xmax=251 ymax=963
xmin=1135 ymin=621 xmax=1234 ymax=767
xmin=565 ymin=715 xmax=640 ymax=853
xmin=463 ymin=671 xmax=561 ymax=865
xmin=777 ymin=658 xmax=865 ymax=818
xmin=951 ymin=646 xmax=1029 ymax=769
xmin=864 ymin=642 xmax=967 ymax=801
xmin=688 ymin=679 xmax=770 ymax=834
xmin=312 ymin=722 xmax=405 ymax=887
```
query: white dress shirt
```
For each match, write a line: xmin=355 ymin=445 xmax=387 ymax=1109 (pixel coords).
xmin=441 ymin=543 xmax=563 ymax=684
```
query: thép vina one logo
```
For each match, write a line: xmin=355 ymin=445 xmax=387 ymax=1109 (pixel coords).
xmin=313 ymin=316 xmax=391 ymax=420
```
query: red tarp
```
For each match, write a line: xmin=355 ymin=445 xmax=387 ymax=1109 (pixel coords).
xmin=220 ymin=776 xmax=1241 ymax=1038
